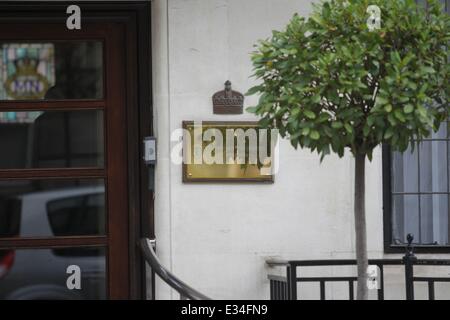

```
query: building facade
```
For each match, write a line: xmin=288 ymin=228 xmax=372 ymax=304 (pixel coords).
xmin=0 ymin=0 xmax=448 ymax=300
xmin=152 ymin=0 xmax=450 ymax=299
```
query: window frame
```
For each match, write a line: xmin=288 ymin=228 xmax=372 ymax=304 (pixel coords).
xmin=383 ymin=144 xmax=450 ymax=253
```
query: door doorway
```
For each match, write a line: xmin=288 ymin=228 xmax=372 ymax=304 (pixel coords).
xmin=0 ymin=2 xmax=152 ymax=300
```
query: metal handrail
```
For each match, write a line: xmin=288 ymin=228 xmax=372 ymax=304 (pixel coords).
xmin=266 ymin=258 xmax=404 ymax=267
xmin=140 ymin=238 xmax=211 ymax=300
xmin=266 ymin=258 xmax=450 ymax=267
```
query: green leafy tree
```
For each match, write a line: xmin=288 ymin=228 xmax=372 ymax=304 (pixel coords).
xmin=247 ymin=0 xmax=449 ymax=299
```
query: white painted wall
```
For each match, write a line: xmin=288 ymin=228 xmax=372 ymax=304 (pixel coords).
xmin=151 ymin=0 xmax=450 ymax=300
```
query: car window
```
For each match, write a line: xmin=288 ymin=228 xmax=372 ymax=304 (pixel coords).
xmin=47 ymin=193 xmax=105 ymax=237
xmin=47 ymin=193 xmax=105 ymax=257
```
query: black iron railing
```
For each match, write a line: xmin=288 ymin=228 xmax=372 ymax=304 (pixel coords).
xmin=267 ymin=234 xmax=450 ymax=300
xmin=140 ymin=238 xmax=211 ymax=300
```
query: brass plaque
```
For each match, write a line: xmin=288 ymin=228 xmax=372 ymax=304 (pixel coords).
xmin=182 ymin=121 xmax=275 ymax=183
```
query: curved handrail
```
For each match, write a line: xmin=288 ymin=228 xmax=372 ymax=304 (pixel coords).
xmin=140 ymin=238 xmax=211 ymax=300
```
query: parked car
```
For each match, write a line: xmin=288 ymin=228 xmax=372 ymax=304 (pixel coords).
xmin=0 ymin=186 xmax=106 ymax=300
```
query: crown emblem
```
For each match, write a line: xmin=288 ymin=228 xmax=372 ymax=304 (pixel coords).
xmin=4 ymin=56 xmax=49 ymax=100
xmin=212 ymin=81 xmax=244 ymax=114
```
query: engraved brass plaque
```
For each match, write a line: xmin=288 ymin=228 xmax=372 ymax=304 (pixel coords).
xmin=182 ymin=121 xmax=275 ymax=183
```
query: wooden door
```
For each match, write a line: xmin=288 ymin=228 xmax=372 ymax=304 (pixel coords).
xmin=0 ymin=22 xmax=133 ymax=299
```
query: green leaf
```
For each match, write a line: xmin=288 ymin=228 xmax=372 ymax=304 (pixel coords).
xmin=388 ymin=114 xmax=397 ymax=126
xmin=246 ymin=106 xmax=258 ymax=114
xmin=290 ymin=130 xmax=303 ymax=140
xmin=421 ymin=66 xmax=435 ymax=74
xmin=259 ymin=117 xmax=271 ymax=128
xmin=246 ymin=86 xmax=263 ymax=96
xmin=310 ymin=130 xmax=321 ymax=140
xmin=416 ymin=105 xmax=428 ymax=118
xmin=310 ymin=14 xmax=325 ymax=26
xmin=304 ymin=110 xmax=316 ymax=119
xmin=407 ymin=81 xmax=418 ymax=90
xmin=394 ymin=109 xmax=406 ymax=122
xmin=332 ymin=121 xmax=343 ymax=129
xmin=384 ymin=104 xmax=393 ymax=113
xmin=376 ymin=96 xmax=389 ymax=106
xmin=301 ymin=127 xmax=311 ymax=136
xmin=404 ymin=104 xmax=414 ymax=114
xmin=291 ymin=108 xmax=301 ymax=117
xmin=318 ymin=113 xmax=330 ymax=122
xmin=323 ymin=126 xmax=333 ymax=137
xmin=384 ymin=128 xmax=394 ymax=139
xmin=419 ymin=83 xmax=429 ymax=94
xmin=391 ymin=51 xmax=401 ymax=64
xmin=363 ymin=125 xmax=370 ymax=137
xmin=312 ymin=95 xmax=321 ymax=104
xmin=344 ymin=123 xmax=353 ymax=134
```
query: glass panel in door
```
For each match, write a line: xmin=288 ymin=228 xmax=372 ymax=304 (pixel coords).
xmin=0 ymin=31 xmax=118 ymax=300
xmin=0 ymin=41 xmax=103 ymax=101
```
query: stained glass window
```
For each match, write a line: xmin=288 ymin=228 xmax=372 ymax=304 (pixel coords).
xmin=0 ymin=41 xmax=103 ymax=102
xmin=0 ymin=43 xmax=55 ymax=100
xmin=0 ymin=111 xmax=43 ymax=123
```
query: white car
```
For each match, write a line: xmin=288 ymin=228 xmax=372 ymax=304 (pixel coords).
xmin=0 ymin=186 xmax=106 ymax=300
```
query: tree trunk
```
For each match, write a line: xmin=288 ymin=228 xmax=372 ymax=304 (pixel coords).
xmin=354 ymin=153 xmax=368 ymax=300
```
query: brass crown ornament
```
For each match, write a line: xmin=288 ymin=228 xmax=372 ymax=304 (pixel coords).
xmin=212 ymin=80 xmax=244 ymax=115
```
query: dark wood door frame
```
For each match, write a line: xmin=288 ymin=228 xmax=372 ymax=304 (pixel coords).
xmin=0 ymin=1 xmax=154 ymax=299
